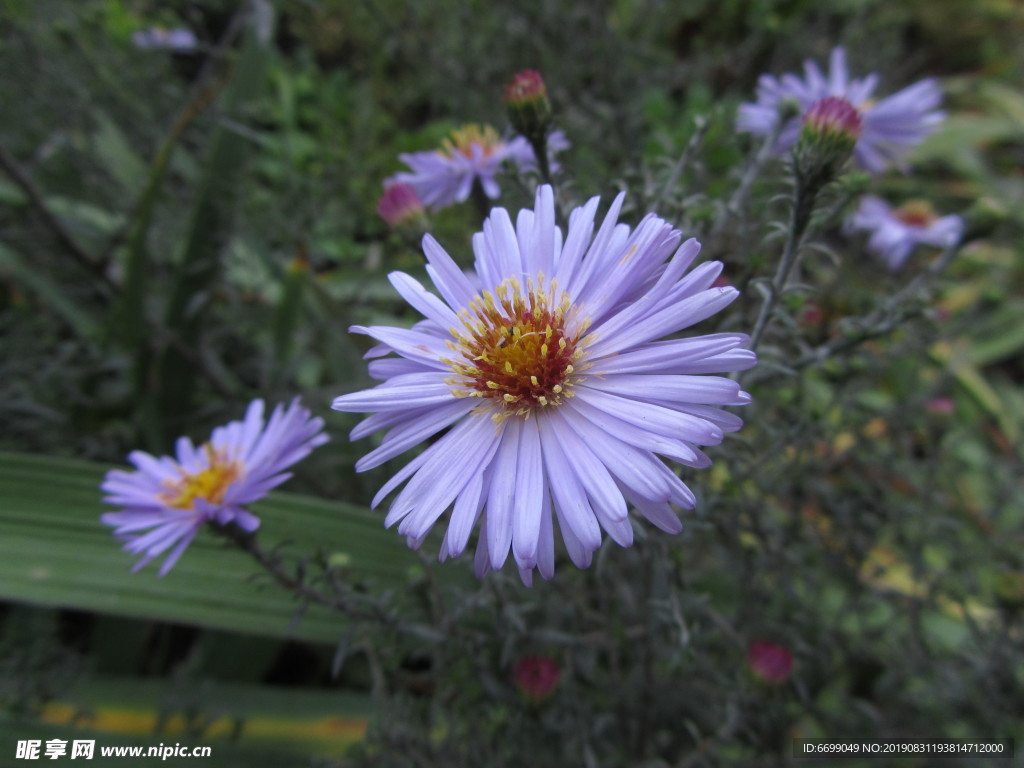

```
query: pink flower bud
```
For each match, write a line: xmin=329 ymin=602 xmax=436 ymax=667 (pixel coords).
xmin=747 ymin=640 xmax=794 ymax=684
xmin=803 ymin=97 xmax=862 ymax=142
xmin=377 ymin=183 xmax=425 ymax=227
xmin=503 ymin=70 xmax=548 ymax=106
xmin=503 ymin=70 xmax=552 ymax=143
xmin=514 ymin=655 xmax=561 ymax=700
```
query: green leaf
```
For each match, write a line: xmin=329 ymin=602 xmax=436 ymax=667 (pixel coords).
xmin=0 ymin=451 xmax=418 ymax=644
xmin=90 ymin=110 xmax=148 ymax=198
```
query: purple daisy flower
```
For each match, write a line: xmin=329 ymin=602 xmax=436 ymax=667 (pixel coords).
xmin=332 ymin=185 xmax=755 ymax=584
xmin=846 ymin=196 xmax=963 ymax=270
xmin=737 ymin=47 xmax=944 ymax=173
xmin=101 ymin=399 xmax=328 ymax=576
xmin=388 ymin=124 xmax=569 ymax=211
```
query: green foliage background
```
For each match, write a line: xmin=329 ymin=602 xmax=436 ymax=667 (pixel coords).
xmin=0 ymin=0 xmax=1021 ymax=765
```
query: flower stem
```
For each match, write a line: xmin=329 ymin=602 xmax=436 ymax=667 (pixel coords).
xmin=748 ymin=181 xmax=815 ymax=352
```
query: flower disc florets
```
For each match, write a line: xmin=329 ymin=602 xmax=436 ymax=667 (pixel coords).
xmin=444 ymin=276 xmax=588 ymax=417
xmin=442 ymin=124 xmax=503 ymax=160
xmin=160 ymin=446 xmax=241 ymax=510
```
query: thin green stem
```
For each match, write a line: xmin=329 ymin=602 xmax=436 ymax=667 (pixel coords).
xmin=748 ymin=182 xmax=814 ymax=352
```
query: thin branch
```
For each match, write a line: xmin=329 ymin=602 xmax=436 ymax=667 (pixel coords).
xmin=0 ymin=144 xmax=113 ymax=292
xmin=217 ymin=525 xmax=398 ymax=627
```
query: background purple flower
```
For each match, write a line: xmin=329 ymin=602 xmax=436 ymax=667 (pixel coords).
xmin=846 ymin=195 xmax=963 ymax=269
xmin=387 ymin=124 xmax=568 ymax=210
xmin=333 ymin=186 xmax=755 ymax=584
xmin=101 ymin=399 xmax=327 ymax=576
xmin=738 ymin=47 xmax=944 ymax=173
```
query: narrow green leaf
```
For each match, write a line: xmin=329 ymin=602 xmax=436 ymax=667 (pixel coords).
xmin=90 ymin=110 xmax=148 ymax=198
xmin=152 ymin=15 xmax=274 ymax=442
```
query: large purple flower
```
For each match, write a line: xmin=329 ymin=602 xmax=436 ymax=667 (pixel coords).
xmin=387 ymin=124 xmax=569 ymax=211
xmin=846 ymin=196 xmax=963 ymax=270
xmin=332 ymin=186 xmax=755 ymax=584
xmin=101 ymin=399 xmax=328 ymax=575
xmin=737 ymin=47 xmax=944 ymax=173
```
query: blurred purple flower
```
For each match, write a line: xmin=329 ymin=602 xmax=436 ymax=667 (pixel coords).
xmin=332 ymin=185 xmax=755 ymax=584
xmin=101 ymin=399 xmax=328 ymax=576
xmin=386 ymin=124 xmax=568 ymax=211
xmin=846 ymin=196 xmax=963 ymax=270
xmin=132 ymin=27 xmax=198 ymax=52
xmin=738 ymin=47 xmax=944 ymax=173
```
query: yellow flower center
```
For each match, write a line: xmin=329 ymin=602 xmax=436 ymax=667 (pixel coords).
xmin=441 ymin=124 xmax=503 ymax=160
xmin=893 ymin=200 xmax=937 ymax=228
xmin=444 ymin=276 xmax=588 ymax=421
xmin=160 ymin=446 xmax=241 ymax=510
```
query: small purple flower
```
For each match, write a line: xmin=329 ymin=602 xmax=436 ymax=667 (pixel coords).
xmin=332 ymin=185 xmax=755 ymax=584
xmin=101 ymin=399 xmax=328 ymax=576
xmin=131 ymin=27 xmax=198 ymax=52
xmin=387 ymin=124 xmax=568 ymax=211
xmin=738 ymin=47 xmax=944 ymax=173
xmin=846 ymin=196 xmax=963 ymax=270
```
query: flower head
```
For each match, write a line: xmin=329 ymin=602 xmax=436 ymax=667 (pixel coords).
xmin=738 ymin=47 xmax=944 ymax=173
xmin=377 ymin=182 xmax=426 ymax=228
xmin=101 ymin=399 xmax=328 ymax=576
xmin=387 ymin=124 xmax=568 ymax=211
xmin=747 ymin=640 xmax=794 ymax=684
xmin=514 ymin=656 xmax=562 ymax=701
xmin=846 ymin=196 xmax=963 ymax=270
xmin=332 ymin=186 xmax=755 ymax=584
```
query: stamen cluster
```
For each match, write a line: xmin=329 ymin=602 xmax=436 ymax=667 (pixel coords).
xmin=444 ymin=276 xmax=587 ymax=419
xmin=160 ymin=446 xmax=240 ymax=510
xmin=442 ymin=124 xmax=503 ymax=159
xmin=892 ymin=200 xmax=937 ymax=228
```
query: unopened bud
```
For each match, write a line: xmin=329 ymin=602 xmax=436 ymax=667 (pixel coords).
xmin=794 ymin=97 xmax=861 ymax=190
xmin=747 ymin=640 xmax=794 ymax=684
xmin=514 ymin=655 xmax=561 ymax=701
xmin=377 ymin=183 xmax=426 ymax=229
xmin=504 ymin=70 xmax=552 ymax=143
